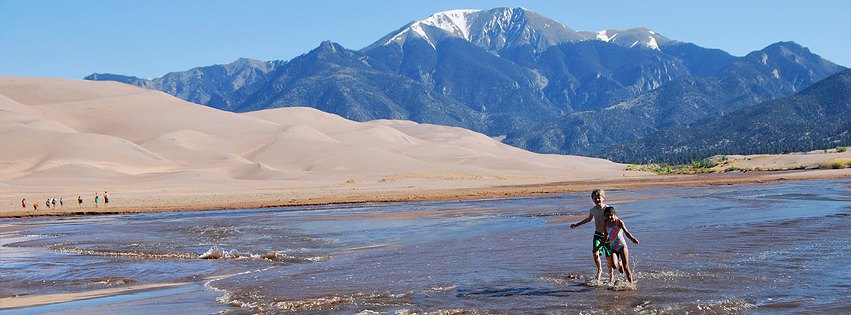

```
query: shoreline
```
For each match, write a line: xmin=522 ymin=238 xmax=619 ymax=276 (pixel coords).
xmin=3 ymin=169 xmax=847 ymax=219
xmin=0 ymin=282 xmax=190 ymax=310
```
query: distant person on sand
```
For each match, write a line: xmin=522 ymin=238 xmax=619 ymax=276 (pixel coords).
xmin=51 ymin=198 xmax=56 ymax=209
xmin=78 ymin=196 xmax=83 ymax=208
xmin=46 ymin=198 xmax=51 ymax=209
xmin=570 ymin=188 xmax=612 ymax=282
xmin=593 ymin=206 xmax=639 ymax=283
xmin=94 ymin=193 xmax=99 ymax=208
xmin=104 ymin=191 xmax=109 ymax=207
xmin=60 ymin=197 xmax=64 ymax=208
xmin=22 ymin=198 xmax=26 ymax=209
xmin=33 ymin=201 xmax=38 ymax=210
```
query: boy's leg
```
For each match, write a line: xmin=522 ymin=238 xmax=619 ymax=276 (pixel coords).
xmin=593 ymin=253 xmax=602 ymax=280
xmin=592 ymin=234 xmax=605 ymax=281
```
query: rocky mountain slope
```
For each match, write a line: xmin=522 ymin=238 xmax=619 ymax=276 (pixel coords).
xmin=604 ymin=68 xmax=851 ymax=163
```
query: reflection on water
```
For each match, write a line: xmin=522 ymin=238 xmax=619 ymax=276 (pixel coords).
xmin=1 ymin=179 xmax=850 ymax=314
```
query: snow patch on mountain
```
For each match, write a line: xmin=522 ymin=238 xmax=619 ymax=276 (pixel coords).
xmin=422 ymin=9 xmax=478 ymax=40
xmin=592 ymin=28 xmax=667 ymax=50
xmin=381 ymin=9 xmax=478 ymax=49
xmin=596 ymin=30 xmax=614 ymax=42
xmin=647 ymin=36 xmax=660 ymax=50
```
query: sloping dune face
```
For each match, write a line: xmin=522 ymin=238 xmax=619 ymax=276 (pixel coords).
xmin=0 ymin=77 xmax=632 ymax=189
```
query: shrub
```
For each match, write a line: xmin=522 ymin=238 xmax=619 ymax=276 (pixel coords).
xmin=691 ymin=159 xmax=718 ymax=169
xmin=649 ymin=164 xmax=675 ymax=174
xmin=837 ymin=146 xmax=848 ymax=153
xmin=654 ymin=167 xmax=673 ymax=175
xmin=819 ymin=161 xmax=847 ymax=169
xmin=724 ymin=166 xmax=744 ymax=172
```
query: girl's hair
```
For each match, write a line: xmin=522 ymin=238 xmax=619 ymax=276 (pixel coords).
xmin=591 ymin=188 xmax=605 ymax=198
xmin=603 ymin=206 xmax=616 ymax=215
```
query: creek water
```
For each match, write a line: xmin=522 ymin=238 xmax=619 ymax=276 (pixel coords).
xmin=1 ymin=179 xmax=849 ymax=314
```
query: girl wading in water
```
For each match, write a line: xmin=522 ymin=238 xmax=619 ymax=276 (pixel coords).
xmin=594 ymin=206 xmax=639 ymax=283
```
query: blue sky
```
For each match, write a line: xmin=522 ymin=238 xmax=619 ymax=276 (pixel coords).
xmin=2 ymin=0 xmax=849 ymax=79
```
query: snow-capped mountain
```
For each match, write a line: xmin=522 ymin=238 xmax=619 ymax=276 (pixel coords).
xmin=86 ymin=7 xmax=846 ymax=163
xmin=365 ymin=7 xmax=585 ymax=54
xmin=365 ymin=7 xmax=669 ymax=53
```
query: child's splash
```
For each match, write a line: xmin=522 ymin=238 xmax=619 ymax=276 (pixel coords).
xmin=584 ymin=278 xmax=609 ymax=287
xmin=611 ymin=279 xmax=637 ymax=291
xmin=538 ymin=273 xmax=587 ymax=286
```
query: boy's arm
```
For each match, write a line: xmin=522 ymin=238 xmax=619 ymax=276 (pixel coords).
xmin=570 ymin=213 xmax=594 ymax=229
xmin=619 ymin=221 xmax=639 ymax=244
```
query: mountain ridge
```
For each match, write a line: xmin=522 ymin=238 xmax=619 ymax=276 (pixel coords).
xmin=84 ymin=7 xmax=847 ymax=162
xmin=364 ymin=7 xmax=670 ymax=55
xmin=603 ymin=68 xmax=851 ymax=163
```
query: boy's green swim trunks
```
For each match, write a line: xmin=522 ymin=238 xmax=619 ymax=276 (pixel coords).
xmin=593 ymin=231 xmax=612 ymax=256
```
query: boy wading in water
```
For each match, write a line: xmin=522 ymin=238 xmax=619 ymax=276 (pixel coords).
xmin=570 ymin=189 xmax=611 ymax=282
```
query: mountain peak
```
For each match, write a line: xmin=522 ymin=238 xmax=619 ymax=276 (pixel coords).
xmin=419 ymin=9 xmax=480 ymax=40
xmin=739 ymin=41 xmax=845 ymax=85
xmin=365 ymin=7 xmax=586 ymax=53
xmin=746 ymin=41 xmax=844 ymax=71
xmin=365 ymin=7 xmax=671 ymax=54
xmin=226 ymin=57 xmax=272 ymax=71
xmin=317 ymin=40 xmax=344 ymax=52
xmin=406 ymin=7 xmax=537 ymax=42
xmin=309 ymin=41 xmax=357 ymax=58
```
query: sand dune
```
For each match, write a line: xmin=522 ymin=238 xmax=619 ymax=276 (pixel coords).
xmin=0 ymin=76 xmax=652 ymax=214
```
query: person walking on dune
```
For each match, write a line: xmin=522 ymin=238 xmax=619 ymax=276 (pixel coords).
xmin=33 ymin=201 xmax=38 ymax=211
xmin=104 ymin=191 xmax=109 ymax=207
xmin=78 ymin=196 xmax=83 ymax=208
xmin=22 ymin=198 xmax=26 ymax=209
xmin=94 ymin=193 xmax=99 ymax=208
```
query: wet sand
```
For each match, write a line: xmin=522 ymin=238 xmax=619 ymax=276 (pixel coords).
xmin=0 ymin=282 xmax=189 ymax=309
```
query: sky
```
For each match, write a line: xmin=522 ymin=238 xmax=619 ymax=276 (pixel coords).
xmin=2 ymin=0 xmax=849 ymax=79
